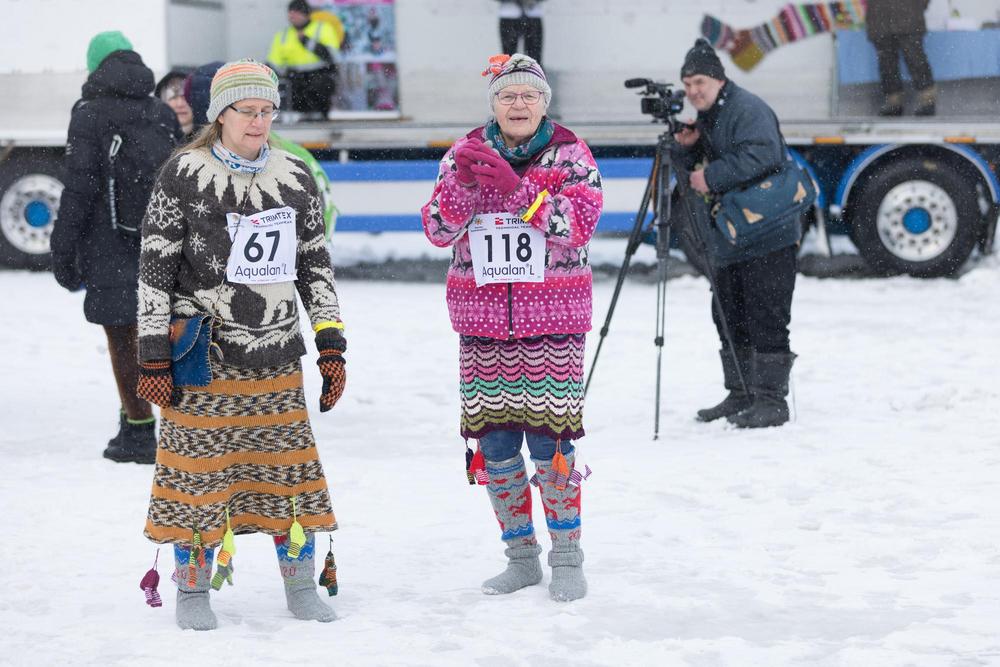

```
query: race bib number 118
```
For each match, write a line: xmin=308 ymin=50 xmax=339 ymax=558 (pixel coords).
xmin=468 ymin=213 xmax=545 ymax=287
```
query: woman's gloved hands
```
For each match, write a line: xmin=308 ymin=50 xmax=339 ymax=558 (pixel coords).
xmin=467 ymin=144 xmax=520 ymax=195
xmin=453 ymin=141 xmax=482 ymax=187
xmin=136 ymin=359 xmax=174 ymax=408
xmin=316 ymin=329 xmax=347 ymax=413
xmin=452 ymin=141 xmax=521 ymax=195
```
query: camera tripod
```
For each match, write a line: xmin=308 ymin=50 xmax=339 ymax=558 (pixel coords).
xmin=585 ymin=126 xmax=748 ymax=439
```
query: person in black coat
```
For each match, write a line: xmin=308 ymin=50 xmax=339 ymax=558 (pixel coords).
xmin=866 ymin=0 xmax=935 ymax=116
xmin=671 ymin=39 xmax=800 ymax=429
xmin=50 ymin=31 xmax=182 ymax=463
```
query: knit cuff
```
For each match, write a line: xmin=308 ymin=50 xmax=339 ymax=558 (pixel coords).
xmin=316 ymin=328 xmax=346 ymax=354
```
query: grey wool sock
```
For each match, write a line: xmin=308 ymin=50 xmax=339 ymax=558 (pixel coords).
xmin=533 ymin=453 xmax=587 ymax=602
xmin=174 ymin=545 xmax=218 ymax=631
xmin=549 ymin=548 xmax=587 ymax=602
xmin=481 ymin=454 xmax=543 ymax=594
xmin=275 ymin=533 xmax=336 ymax=622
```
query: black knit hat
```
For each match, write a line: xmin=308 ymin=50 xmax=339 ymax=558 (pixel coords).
xmin=287 ymin=0 xmax=310 ymax=14
xmin=681 ymin=38 xmax=726 ymax=81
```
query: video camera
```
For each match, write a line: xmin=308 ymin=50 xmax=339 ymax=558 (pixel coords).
xmin=624 ymin=78 xmax=686 ymax=127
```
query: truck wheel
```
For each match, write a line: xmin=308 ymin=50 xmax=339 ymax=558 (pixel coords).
xmin=0 ymin=152 xmax=63 ymax=270
xmin=849 ymin=155 xmax=980 ymax=277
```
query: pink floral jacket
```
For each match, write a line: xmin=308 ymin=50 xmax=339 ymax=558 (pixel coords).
xmin=421 ymin=124 xmax=603 ymax=339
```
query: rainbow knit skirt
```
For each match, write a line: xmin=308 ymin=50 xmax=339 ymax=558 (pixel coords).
xmin=459 ymin=333 xmax=586 ymax=441
xmin=144 ymin=359 xmax=337 ymax=548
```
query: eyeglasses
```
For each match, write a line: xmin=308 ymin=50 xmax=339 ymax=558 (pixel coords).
xmin=495 ymin=90 xmax=543 ymax=106
xmin=227 ymin=105 xmax=279 ymax=121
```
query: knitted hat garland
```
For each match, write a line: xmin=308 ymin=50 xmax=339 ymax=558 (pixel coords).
xmin=86 ymin=30 xmax=133 ymax=73
xmin=680 ymin=38 xmax=726 ymax=81
xmin=483 ymin=53 xmax=552 ymax=108
xmin=206 ymin=58 xmax=281 ymax=123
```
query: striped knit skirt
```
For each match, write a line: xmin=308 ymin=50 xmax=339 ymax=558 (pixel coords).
xmin=144 ymin=359 xmax=336 ymax=548
xmin=459 ymin=333 xmax=586 ymax=441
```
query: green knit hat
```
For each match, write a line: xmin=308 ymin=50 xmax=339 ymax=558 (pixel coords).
xmin=86 ymin=31 xmax=133 ymax=73
xmin=207 ymin=58 xmax=281 ymax=123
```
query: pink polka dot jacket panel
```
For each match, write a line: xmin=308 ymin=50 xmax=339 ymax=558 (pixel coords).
xmin=421 ymin=123 xmax=604 ymax=338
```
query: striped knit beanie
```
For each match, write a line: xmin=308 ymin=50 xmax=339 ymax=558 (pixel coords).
xmin=206 ymin=58 xmax=280 ymax=123
xmin=483 ymin=53 xmax=551 ymax=109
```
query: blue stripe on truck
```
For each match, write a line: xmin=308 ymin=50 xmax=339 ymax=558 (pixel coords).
xmin=322 ymin=158 xmax=654 ymax=181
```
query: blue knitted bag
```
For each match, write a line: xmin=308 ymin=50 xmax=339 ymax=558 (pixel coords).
xmin=713 ymin=160 xmax=815 ymax=248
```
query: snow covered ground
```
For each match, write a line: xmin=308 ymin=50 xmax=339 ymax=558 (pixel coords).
xmin=2 ymin=251 xmax=999 ymax=666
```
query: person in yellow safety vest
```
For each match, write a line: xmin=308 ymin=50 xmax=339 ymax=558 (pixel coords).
xmin=267 ymin=0 xmax=342 ymax=119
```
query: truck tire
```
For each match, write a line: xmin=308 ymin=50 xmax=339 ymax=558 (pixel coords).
xmin=0 ymin=151 xmax=63 ymax=270
xmin=849 ymin=155 xmax=980 ymax=277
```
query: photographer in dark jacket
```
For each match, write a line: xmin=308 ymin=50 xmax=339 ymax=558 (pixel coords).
xmin=50 ymin=31 xmax=182 ymax=463
xmin=672 ymin=39 xmax=799 ymax=429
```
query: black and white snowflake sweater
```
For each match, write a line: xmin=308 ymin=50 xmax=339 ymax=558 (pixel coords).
xmin=137 ymin=145 xmax=341 ymax=368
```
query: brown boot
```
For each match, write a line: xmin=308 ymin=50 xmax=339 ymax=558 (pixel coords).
xmin=877 ymin=92 xmax=904 ymax=117
xmin=914 ymin=86 xmax=937 ymax=116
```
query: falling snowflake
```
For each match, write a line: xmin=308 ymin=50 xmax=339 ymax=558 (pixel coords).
xmin=207 ymin=254 xmax=225 ymax=275
xmin=189 ymin=232 xmax=206 ymax=254
xmin=190 ymin=199 xmax=210 ymax=218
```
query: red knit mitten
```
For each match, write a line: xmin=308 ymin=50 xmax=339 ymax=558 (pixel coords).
xmin=136 ymin=360 xmax=174 ymax=409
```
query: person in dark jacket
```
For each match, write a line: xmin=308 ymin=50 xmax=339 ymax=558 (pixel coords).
xmin=672 ymin=39 xmax=799 ymax=429
xmin=866 ymin=0 xmax=936 ymax=116
xmin=155 ymin=68 xmax=194 ymax=137
xmin=50 ymin=31 xmax=182 ymax=463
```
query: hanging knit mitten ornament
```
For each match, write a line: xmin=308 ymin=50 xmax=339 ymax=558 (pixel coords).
xmin=212 ymin=507 xmax=237 ymax=590
xmin=469 ymin=444 xmax=490 ymax=485
xmin=287 ymin=496 xmax=307 ymax=558
xmin=568 ymin=463 xmax=593 ymax=488
xmin=465 ymin=443 xmax=475 ymax=485
xmin=318 ymin=535 xmax=339 ymax=597
xmin=550 ymin=440 xmax=570 ymax=491
xmin=139 ymin=549 xmax=162 ymax=608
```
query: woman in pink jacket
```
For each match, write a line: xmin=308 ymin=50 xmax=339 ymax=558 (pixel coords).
xmin=421 ymin=53 xmax=602 ymax=602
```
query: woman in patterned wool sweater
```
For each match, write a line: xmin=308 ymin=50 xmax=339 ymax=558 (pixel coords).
xmin=135 ymin=59 xmax=346 ymax=630
xmin=421 ymin=53 xmax=603 ymax=602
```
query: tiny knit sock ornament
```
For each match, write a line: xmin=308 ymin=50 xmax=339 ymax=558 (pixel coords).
xmin=317 ymin=535 xmax=338 ymax=597
xmin=701 ymin=1 xmax=867 ymax=72
xmin=481 ymin=453 xmax=543 ymax=595
xmin=550 ymin=440 xmax=570 ymax=491
xmin=287 ymin=496 xmax=307 ymax=558
xmin=139 ymin=549 xmax=162 ymax=608
xmin=465 ymin=443 xmax=475 ymax=485
xmin=469 ymin=445 xmax=490 ymax=485
xmin=275 ymin=533 xmax=336 ymax=622
xmin=211 ymin=507 xmax=237 ymax=591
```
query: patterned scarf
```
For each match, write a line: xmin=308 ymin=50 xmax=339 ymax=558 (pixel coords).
xmin=211 ymin=140 xmax=270 ymax=174
xmin=484 ymin=118 xmax=554 ymax=166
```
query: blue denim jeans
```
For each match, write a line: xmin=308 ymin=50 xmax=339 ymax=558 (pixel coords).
xmin=478 ymin=429 xmax=575 ymax=462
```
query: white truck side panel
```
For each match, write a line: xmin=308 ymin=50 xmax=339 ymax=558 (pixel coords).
xmin=1 ymin=0 xmax=169 ymax=74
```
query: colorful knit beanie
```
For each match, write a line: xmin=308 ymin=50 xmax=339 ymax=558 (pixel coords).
xmin=206 ymin=58 xmax=280 ymax=123
xmin=483 ymin=53 xmax=551 ymax=109
xmin=681 ymin=38 xmax=726 ymax=81
xmin=86 ymin=31 xmax=133 ymax=73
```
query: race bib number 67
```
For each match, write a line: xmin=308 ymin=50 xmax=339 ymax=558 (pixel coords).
xmin=468 ymin=212 xmax=545 ymax=287
xmin=226 ymin=206 xmax=298 ymax=284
